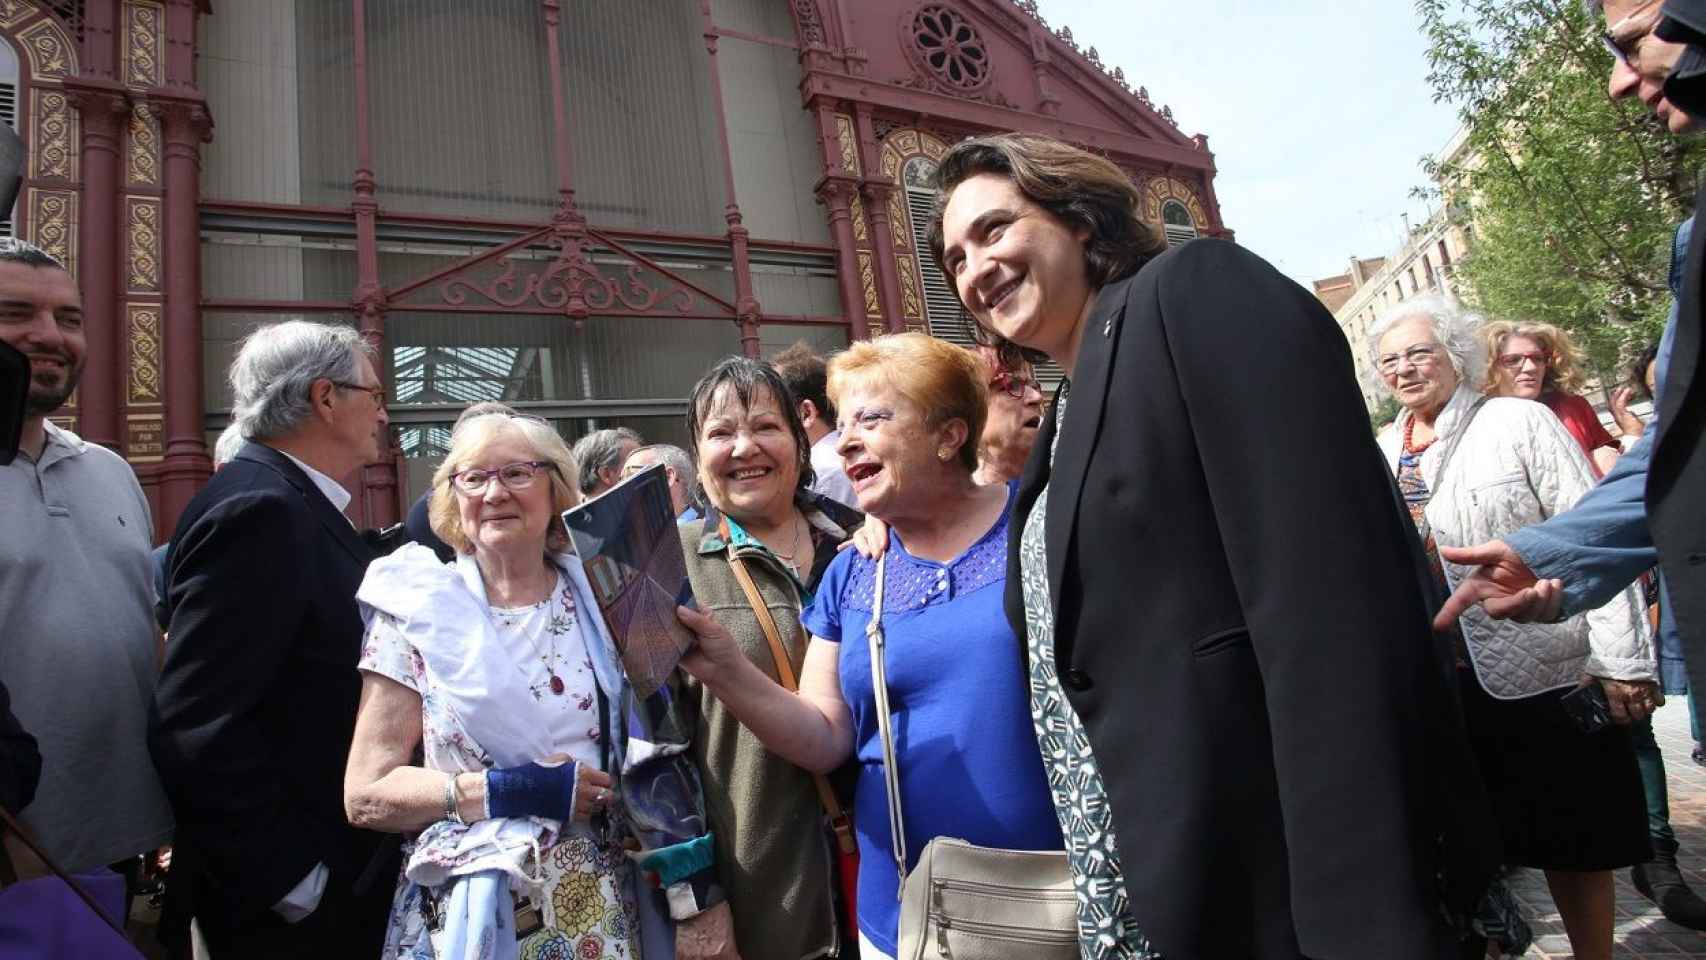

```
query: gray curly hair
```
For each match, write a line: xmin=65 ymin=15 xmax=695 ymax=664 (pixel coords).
xmin=229 ymin=320 xmax=374 ymax=441
xmin=1364 ymin=294 xmax=1488 ymax=393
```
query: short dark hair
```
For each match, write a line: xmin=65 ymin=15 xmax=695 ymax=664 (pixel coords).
xmin=0 ymin=238 xmax=67 ymax=272
xmin=1629 ymin=341 xmax=1662 ymax=401
xmin=925 ymin=133 xmax=1164 ymax=357
xmin=685 ymin=356 xmax=815 ymax=498
xmin=769 ymin=342 xmax=835 ymax=423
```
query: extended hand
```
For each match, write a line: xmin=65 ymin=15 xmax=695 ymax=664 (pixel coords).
xmin=571 ymin=763 xmax=614 ymax=822
xmin=676 ymin=900 xmax=741 ymax=960
xmin=677 ymin=605 xmax=745 ymax=686
xmin=1609 ymin=386 xmax=1646 ymax=439
xmin=1595 ymin=677 xmax=1664 ymax=725
xmin=1433 ymin=540 xmax=1564 ymax=630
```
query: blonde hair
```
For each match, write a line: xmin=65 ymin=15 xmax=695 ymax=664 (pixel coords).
xmin=429 ymin=414 xmax=581 ymax=555
xmin=1479 ymin=320 xmax=1587 ymax=395
xmin=826 ymin=332 xmax=988 ymax=473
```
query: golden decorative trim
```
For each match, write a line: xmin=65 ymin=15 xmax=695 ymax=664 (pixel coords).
xmin=1141 ymin=176 xmax=1207 ymax=228
xmin=27 ymin=188 xmax=76 ymax=276
xmin=0 ymin=0 xmax=34 ymax=30
xmin=29 ymin=90 xmax=74 ymax=181
xmin=850 ymin=195 xmax=868 ymax=244
xmin=127 ymin=104 xmax=160 ymax=184
xmin=888 ymin=192 xmax=908 ymax=250
xmin=857 ymin=251 xmax=880 ymax=316
xmin=17 ymin=17 xmax=76 ymax=78
xmin=126 ymin=196 xmax=161 ymax=292
xmin=835 ymin=114 xmax=860 ymax=175
xmin=897 ymin=255 xmax=923 ymax=321
xmin=127 ymin=305 xmax=162 ymax=403
xmin=125 ymin=414 xmax=165 ymax=462
xmin=124 ymin=1 xmax=165 ymax=88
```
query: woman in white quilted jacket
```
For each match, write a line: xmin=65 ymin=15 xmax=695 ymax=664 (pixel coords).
xmin=1368 ymin=295 xmax=1657 ymax=960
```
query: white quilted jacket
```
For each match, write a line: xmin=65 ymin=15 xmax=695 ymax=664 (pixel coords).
xmin=1378 ymin=385 xmax=1653 ymax=699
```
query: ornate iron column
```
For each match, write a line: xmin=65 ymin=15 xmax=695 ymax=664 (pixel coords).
xmin=698 ymin=0 xmax=762 ymax=357
xmin=151 ymin=0 xmax=213 ymax=528
xmin=853 ymin=107 xmax=904 ymax=334
xmin=351 ymin=0 xmax=400 ymax=527
xmin=61 ymin=83 xmax=127 ymax=451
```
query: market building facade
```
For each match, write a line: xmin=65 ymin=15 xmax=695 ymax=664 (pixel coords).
xmin=6 ymin=0 xmax=1228 ymax=537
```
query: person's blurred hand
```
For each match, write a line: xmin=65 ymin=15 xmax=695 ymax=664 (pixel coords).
xmin=1609 ymin=385 xmax=1646 ymax=439
xmin=677 ymin=605 xmax=744 ymax=686
xmin=1595 ymin=677 xmax=1664 ymax=725
xmin=837 ymin=517 xmax=889 ymax=559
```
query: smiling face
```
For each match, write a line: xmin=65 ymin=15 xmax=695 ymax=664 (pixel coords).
xmin=1492 ymin=334 xmax=1551 ymax=400
xmin=695 ymin=383 xmax=800 ymax=528
xmin=452 ymin=430 xmax=556 ymax=559
xmin=939 ymin=173 xmax=1094 ymax=363
xmin=0 ymin=261 xmax=84 ymax=417
xmin=1604 ymin=0 xmax=1698 ymax=133
xmin=835 ymin=375 xmax=968 ymax=521
xmin=1377 ymin=318 xmax=1460 ymax=417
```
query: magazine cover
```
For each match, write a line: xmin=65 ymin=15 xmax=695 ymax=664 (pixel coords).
xmin=562 ymin=463 xmax=697 ymax=700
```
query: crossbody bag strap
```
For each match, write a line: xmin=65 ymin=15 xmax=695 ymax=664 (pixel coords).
xmin=866 ymin=553 xmax=908 ymax=897
xmin=720 ymin=520 xmax=856 ymax=856
xmin=1405 ymin=395 xmax=1490 ymax=547
xmin=0 ymin=806 xmax=129 ymax=938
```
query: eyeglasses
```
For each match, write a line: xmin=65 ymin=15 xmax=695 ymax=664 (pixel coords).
xmin=449 ymin=460 xmax=556 ymax=495
xmin=1498 ymin=350 xmax=1550 ymax=371
xmin=333 ymin=381 xmax=387 ymax=406
xmin=989 ymin=371 xmax=1041 ymax=400
xmin=1375 ymin=344 xmax=1441 ymax=375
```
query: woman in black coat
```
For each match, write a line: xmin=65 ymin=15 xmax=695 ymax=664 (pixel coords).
xmin=925 ymin=134 xmax=1502 ymax=960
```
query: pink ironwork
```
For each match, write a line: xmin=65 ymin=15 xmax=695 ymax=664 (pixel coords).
xmin=698 ymin=0 xmax=762 ymax=357
xmin=351 ymin=0 xmax=400 ymax=528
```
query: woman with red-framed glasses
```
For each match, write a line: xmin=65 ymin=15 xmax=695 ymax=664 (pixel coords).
xmin=1480 ymin=320 xmax=1623 ymax=477
xmin=970 ymin=343 xmax=1045 ymax=485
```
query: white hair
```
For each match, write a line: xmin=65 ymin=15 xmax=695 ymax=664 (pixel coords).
xmin=571 ymin=427 xmax=644 ymax=495
xmin=629 ymin=442 xmax=693 ymax=482
xmin=212 ymin=422 xmax=245 ymax=466
xmin=229 ymin=320 xmax=373 ymax=441
xmin=1365 ymin=294 xmax=1488 ymax=392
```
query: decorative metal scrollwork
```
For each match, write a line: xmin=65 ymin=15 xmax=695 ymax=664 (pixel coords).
xmin=907 ymin=5 xmax=990 ymax=92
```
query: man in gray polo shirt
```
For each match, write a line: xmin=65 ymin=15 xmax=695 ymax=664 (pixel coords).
xmin=0 ymin=239 xmax=173 ymax=914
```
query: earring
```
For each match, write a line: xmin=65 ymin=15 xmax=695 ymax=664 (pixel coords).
xmin=938 ymin=449 xmax=951 ymax=460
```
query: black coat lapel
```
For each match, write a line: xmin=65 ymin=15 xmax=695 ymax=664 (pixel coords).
xmin=236 ymin=442 xmax=371 ymax=565
xmin=1043 ymin=282 xmax=1129 ymax=622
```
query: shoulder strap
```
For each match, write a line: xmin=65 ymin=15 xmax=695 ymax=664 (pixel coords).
xmin=0 ymin=807 xmax=129 ymax=938
xmin=720 ymin=520 xmax=856 ymax=855
xmin=867 ymin=553 xmax=908 ymax=896
xmin=1431 ymin=394 xmax=1490 ymax=483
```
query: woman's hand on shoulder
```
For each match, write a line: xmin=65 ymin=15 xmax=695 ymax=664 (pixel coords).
xmin=676 ymin=605 xmax=746 ymax=687
xmin=838 ymin=516 xmax=889 ymax=559
xmin=675 ymin=900 xmax=741 ymax=960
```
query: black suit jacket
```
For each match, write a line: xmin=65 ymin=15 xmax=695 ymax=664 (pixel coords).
xmin=149 ymin=442 xmax=387 ymax=925
xmin=1006 ymin=240 xmax=1498 ymax=959
xmin=1653 ymin=184 xmax=1706 ymax=696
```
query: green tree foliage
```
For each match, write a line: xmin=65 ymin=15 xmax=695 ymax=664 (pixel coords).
xmin=1416 ymin=0 xmax=1701 ymax=370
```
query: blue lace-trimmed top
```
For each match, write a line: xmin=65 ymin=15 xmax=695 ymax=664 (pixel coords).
xmin=799 ymin=482 xmax=1062 ymax=957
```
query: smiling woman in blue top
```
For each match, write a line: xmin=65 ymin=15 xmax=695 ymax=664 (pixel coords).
xmin=677 ymin=332 xmax=1062 ymax=960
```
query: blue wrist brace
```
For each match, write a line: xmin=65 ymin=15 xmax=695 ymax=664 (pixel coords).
xmin=485 ymin=760 xmax=577 ymax=821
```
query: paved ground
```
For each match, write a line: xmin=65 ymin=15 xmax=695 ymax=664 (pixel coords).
xmin=1510 ymin=699 xmax=1706 ymax=957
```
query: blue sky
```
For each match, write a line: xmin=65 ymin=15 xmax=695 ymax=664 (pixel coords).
xmin=1039 ymin=0 xmax=1462 ymax=286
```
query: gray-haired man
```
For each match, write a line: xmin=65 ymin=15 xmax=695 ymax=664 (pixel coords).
xmin=150 ymin=319 xmax=396 ymax=956
xmin=572 ymin=426 xmax=642 ymax=497
xmin=622 ymin=442 xmax=701 ymax=520
xmin=0 ymin=237 xmax=174 ymax=931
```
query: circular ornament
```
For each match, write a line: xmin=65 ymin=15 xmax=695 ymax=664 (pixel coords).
xmin=906 ymin=5 xmax=991 ymax=92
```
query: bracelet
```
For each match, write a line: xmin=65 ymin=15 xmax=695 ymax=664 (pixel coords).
xmin=444 ymin=772 xmax=465 ymax=825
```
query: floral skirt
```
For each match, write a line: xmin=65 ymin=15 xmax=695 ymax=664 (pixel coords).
xmin=384 ymin=830 xmax=642 ymax=960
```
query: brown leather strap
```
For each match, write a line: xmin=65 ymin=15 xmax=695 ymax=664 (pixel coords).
xmin=721 ymin=520 xmax=857 ymax=854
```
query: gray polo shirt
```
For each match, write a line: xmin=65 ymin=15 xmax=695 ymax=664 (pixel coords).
xmin=0 ymin=421 xmax=173 ymax=872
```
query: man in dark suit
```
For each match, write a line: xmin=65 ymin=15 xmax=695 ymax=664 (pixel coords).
xmin=150 ymin=320 xmax=396 ymax=956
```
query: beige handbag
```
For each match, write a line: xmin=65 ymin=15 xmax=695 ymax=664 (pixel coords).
xmin=866 ymin=553 xmax=1079 ymax=960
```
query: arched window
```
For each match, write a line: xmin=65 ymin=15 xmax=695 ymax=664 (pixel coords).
xmin=0 ymin=39 xmax=18 ymax=238
xmin=1160 ymin=199 xmax=1197 ymax=246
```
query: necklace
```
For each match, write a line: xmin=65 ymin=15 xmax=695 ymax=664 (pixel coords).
xmin=765 ymin=512 xmax=808 ymax=565
xmin=1403 ymin=415 xmax=1437 ymax=455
